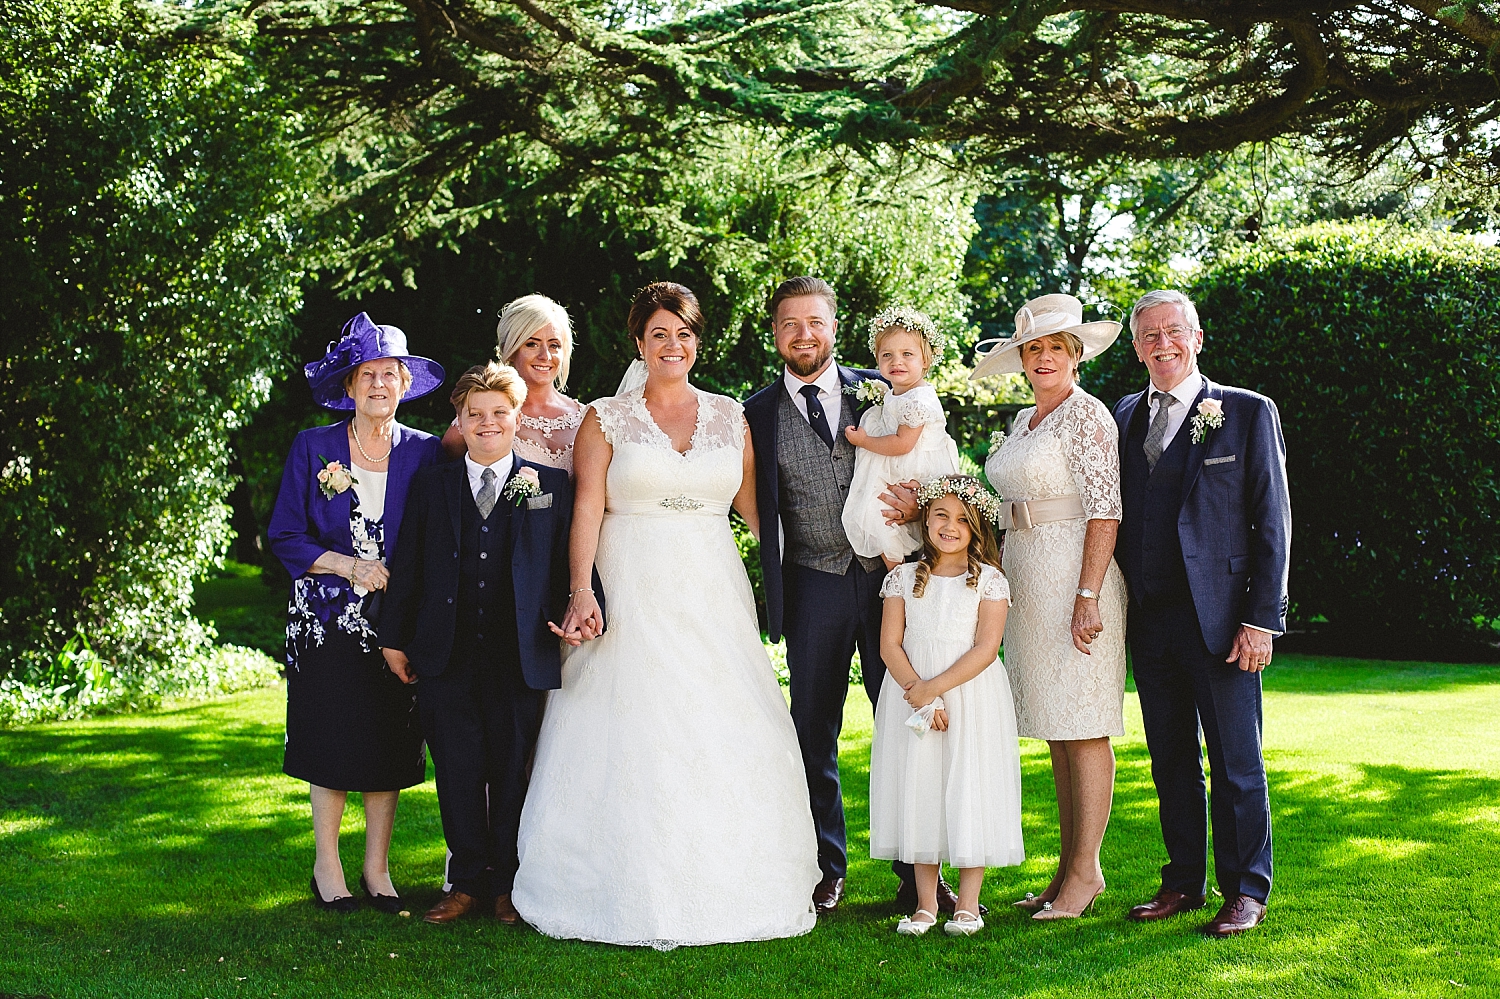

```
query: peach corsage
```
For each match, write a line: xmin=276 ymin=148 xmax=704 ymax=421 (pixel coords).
xmin=316 ymin=456 xmax=358 ymax=499
xmin=1189 ymin=398 xmax=1224 ymax=444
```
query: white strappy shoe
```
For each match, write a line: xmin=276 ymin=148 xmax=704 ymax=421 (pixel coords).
xmin=944 ymin=910 xmax=985 ymax=936
xmin=896 ymin=909 xmax=938 ymax=936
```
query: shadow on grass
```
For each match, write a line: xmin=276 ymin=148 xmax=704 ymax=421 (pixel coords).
xmin=1 ymin=693 xmax=1497 ymax=997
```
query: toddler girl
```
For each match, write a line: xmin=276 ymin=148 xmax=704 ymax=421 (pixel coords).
xmin=869 ymin=475 xmax=1024 ymax=936
xmin=840 ymin=307 xmax=961 ymax=569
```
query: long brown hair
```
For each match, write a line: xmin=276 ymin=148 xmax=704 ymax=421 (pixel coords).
xmin=911 ymin=480 xmax=1003 ymax=598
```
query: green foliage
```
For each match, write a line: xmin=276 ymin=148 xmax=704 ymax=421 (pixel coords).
xmin=0 ymin=642 xmax=280 ymax=727
xmin=1107 ymin=223 xmax=1500 ymax=648
xmin=0 ymin=2 xmax=319 ymax=684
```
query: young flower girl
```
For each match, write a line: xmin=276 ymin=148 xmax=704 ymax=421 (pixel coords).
xmin=870 ymin=475 xmax=1025 ymax=936
xmin=840 ymin=307 xmax=961 ymax=569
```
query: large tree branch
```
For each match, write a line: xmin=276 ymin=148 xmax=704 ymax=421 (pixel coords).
xmin=1404 ymin=0 xmax=1500 ymax=51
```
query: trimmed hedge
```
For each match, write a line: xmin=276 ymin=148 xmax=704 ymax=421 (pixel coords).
xmin=1087 ymin=222 xmax=1500 ymax=652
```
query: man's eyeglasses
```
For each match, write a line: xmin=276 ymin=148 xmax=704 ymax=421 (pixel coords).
xmin=1134 ymin=326 xmax=1195 ymax=347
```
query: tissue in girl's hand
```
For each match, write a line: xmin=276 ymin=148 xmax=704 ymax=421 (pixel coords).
xmin=905 ymin=696 xmax=946 ymax=737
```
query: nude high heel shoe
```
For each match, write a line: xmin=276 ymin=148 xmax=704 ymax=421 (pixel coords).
xmin=1032 ymin=884 xmax=1105 ymax=920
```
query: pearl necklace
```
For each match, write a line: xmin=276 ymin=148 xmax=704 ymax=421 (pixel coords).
xmin=350 ymin=420 xmax=393 ymax=464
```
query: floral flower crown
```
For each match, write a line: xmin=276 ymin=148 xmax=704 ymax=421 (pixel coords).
xmin=867 ymin=306 xmax=946 ymax=357
xmin=915 ymin=474 xmax=1005 ymax=528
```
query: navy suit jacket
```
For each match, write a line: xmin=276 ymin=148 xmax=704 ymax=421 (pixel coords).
xmin=378 ymin=455 xmax=573 ymax=689
xmin=744 ymin=364 xmax=881 ymax=643
xmin=1113 ymin=377 xmax=1292 ymax=656
xmin=267 ymin=421 xmax=440 ymax=580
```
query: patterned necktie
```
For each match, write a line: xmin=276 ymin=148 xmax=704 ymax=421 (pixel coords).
xmin=476 ymin=466 xmax=498 ymax=518
xmin=1143 ymin=390 xmax=1175 ymax=471
xmin=800 ymin=384 xmax=836 ymax=450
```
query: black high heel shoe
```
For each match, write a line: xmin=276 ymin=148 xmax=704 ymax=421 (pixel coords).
xmin=360 ymin=874 xmax=405 ymax=915
xmin=310 ymin=876 xmax=359 ymax=914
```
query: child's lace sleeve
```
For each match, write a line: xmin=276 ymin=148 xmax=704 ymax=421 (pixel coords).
xmin=879 ymin=563 xmax=910 ymax=599
xmin=897 ymin=391 xmax=947 ymax=429
xmin=980 ymin=565 xmax=1011 ymax=603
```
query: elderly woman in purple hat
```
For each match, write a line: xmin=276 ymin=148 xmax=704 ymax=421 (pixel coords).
xmin=268 ymin=313 xmax=445 ymax=914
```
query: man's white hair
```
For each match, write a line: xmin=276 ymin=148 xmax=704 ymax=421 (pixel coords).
xmin=1129 ymin=290 xmax=1200 ymax=336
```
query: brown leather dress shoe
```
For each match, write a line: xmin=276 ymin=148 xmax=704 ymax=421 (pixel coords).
xmin=1127 ymin=887 xmax=1208 ymax=922
xmin=493 ymin=893 xmax=521 ymax=925
xmin=1200 ymin=894 xmax=1266 ymax=937
xmin=813 ymin=876 xmax=845 ymax=914
xmin=422 ymin=891 xmax=478 ymax=924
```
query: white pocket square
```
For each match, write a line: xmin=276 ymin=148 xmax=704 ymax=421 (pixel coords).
xmin=1203 ymin=454 xmax=1237 ymax=466
xmin=526 ymin=493 xmax=554 ymax=510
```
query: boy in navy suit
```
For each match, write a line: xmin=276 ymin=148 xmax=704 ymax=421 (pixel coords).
xmin=380 ymin=361 xmax=572 ymax=925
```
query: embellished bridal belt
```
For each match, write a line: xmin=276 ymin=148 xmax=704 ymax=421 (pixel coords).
xmin=999 ymin=494 xmax=1086 ymax=531
xmin=606 ymin=496 xmax=733 ymax=517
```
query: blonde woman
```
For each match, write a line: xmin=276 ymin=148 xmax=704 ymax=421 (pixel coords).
xmin=444 ymin=294 xmax=584 ymax=474
xmin=970 ymin=294 xmax=1127 ymax=920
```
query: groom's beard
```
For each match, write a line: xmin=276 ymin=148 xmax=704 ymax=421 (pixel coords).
xmin=781 ymin=344 xmax=833 ymax=379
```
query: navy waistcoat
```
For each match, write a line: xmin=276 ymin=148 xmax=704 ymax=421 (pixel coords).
xmin=1121 ymin=408 xmax=1193 ymax=608
xmin=455 ymin=487 xmax=522 ymax=680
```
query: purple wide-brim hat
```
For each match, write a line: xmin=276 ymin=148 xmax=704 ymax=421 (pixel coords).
xmin=304 ymin=312 xmax=446 ymax=411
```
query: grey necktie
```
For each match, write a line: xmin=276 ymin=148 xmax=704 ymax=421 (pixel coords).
xmin=1143 ymin=391 xmax=1175 ymax=471
xmin=476 ymin=466 xmax=498 ymax=518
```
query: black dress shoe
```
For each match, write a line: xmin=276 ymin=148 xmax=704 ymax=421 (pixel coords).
xmin=310 ymin=876 xmax=359 ymax=914
xmin=896 ymin=878 xmax=988 ymax=916
xmin=360 ymin=874 xmax=404 ymax=915
xmin=813 ymin=876 xmax=845 ymax=914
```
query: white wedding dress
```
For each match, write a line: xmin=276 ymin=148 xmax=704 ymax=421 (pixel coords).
xmin=511 ymin=385 xmax=820 ymax=949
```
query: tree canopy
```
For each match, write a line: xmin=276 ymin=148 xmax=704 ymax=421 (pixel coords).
xmin=235 ymin=0 xmax=1500 ymax=273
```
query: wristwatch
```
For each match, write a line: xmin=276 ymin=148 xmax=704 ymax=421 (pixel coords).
xmin=1075 ymin=587 xmax=1098 ymax=600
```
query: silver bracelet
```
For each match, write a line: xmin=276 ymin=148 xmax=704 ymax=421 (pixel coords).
xmin=570 ymin=587 xmax=594 ymax=596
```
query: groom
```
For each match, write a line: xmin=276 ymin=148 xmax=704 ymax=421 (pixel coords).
xmin=745 ymin=277 xmax=953 ymax=915
xmin=1112 ymin=289 xmax=1291 ymax=937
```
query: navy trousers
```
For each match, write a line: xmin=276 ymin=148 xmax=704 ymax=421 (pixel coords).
xmin=783 ymin=559 xmax=911 ymax=883
xmin=1130 ymin=598 xmax=1273 ymax=903
xmin=418 ymin=658 xmax=542 ymax=899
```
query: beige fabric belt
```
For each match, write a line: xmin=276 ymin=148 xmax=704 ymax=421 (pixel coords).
xmin=1000 ymin=494 xmax=1087 ymax=531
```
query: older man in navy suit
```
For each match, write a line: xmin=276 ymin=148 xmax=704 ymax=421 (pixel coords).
xmin=1112 ymin=290 xmax=1291 ymax=937
xmin=380 ymin=361 xmax=573 ymax=927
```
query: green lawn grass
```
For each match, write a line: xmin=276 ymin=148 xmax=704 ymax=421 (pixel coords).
xmin=1 ymin=656 xmax=1497 ymax=998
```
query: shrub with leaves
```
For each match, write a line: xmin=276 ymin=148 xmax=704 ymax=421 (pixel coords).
xmin=0 ymin=1 xmax=318 ymax=686
xmin=1089 ymin=222 xmax=1500 ymax=649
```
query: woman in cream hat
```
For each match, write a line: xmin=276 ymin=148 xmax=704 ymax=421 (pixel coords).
xmin=972 ymin=294 xmax=1130 ymax=920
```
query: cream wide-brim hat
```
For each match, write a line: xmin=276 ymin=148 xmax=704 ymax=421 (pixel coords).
xmin=969 ymin=293 xmax=1122 ymax=380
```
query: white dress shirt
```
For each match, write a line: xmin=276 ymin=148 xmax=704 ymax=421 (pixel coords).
xmin=1145 ymin=370 xmax=1204 ymax=453
xmin=783 ymin=363 xmax=842 ymax=425
xmin=1146 ymin=371 xmax=1276 ymax=637
xmin=464 ymin=451 xmax=514 ymax=502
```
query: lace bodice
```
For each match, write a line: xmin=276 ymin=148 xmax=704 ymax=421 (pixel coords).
xmin=880 ymin=562 xmax=1009 ymax=605
xmin=876 ymin=383 xmax=946 ymax=431
xmin=984 ymin=389 xmax=1122 ymax=520
xmin=589 ymin=387 xmax=746 ymax=516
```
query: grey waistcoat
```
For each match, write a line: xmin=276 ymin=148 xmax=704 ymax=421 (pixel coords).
xmin=776 ymin=388 xmax=882 ymax=574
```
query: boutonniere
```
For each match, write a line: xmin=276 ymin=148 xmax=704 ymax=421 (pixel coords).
xmin=1189 ymin=398 xmax=1224 ymax=444
xmin=316 ymin=456 xmax=358 ymax=499
xmin=987 ymin=430 xmax=1007 ymax=456
xmin=843 ymin=379 xmax=888 ymax=406
xmin=502 ymin=466 xmax=542 ymax=505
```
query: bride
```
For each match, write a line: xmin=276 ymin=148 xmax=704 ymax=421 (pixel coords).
xmin=511 ymin=282 xmax=820 ymax=948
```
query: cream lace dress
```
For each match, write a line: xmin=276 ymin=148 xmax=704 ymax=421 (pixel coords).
xmin=512 ymin=385 xmax=819 ymax=949
xmin=512 ymin=403 xmax=584 ymax=475
xmin=869 ymin=563 xmax=1025 ymax=868
xmin=983 ymin=389 xmax=1127 ymax=740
